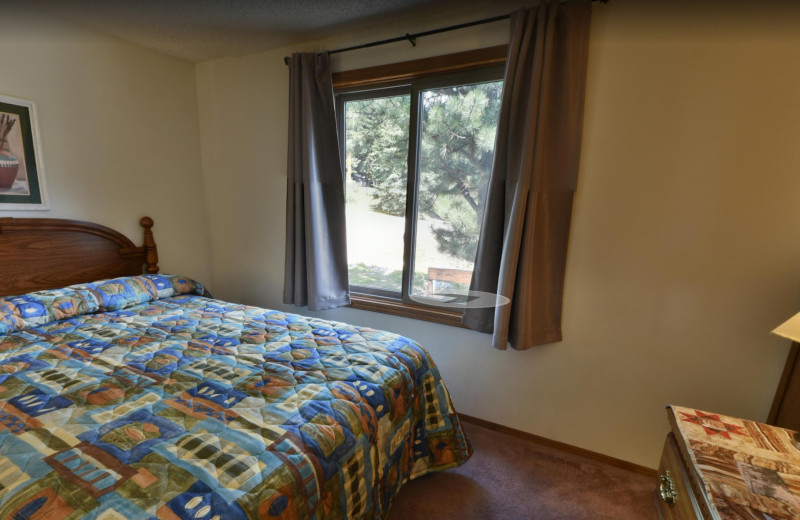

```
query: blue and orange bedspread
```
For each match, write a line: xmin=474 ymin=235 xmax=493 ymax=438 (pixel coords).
xmin=0 ymin=275 xmax=471 ymax=519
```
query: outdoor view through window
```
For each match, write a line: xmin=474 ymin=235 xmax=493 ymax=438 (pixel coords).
xmin=342 ymin=78 xmax=503 ymax=305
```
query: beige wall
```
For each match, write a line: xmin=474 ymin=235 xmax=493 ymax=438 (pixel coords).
xmin=0 ymin=9 xmax=211 ymax=282
xmin=195 ymin=0 xmax=800 ymax=468
xmin=16 ymin=0 xmax=798 ymax=471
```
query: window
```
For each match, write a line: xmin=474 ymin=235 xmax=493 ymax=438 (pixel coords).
xmin=333 ymin=46 xmax=506 ymax=326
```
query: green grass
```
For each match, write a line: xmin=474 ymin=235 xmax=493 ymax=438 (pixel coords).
xmin=348 ymin=262 xmax=472 ymax=297
xmin=345 ymin=181 xmax=373 ymax=207
xmin=348 ymin=263 xmax=427 ymax=294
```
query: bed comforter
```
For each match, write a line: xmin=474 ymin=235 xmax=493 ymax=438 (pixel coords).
xmin=0 ymin=275 xmax=471 ymax=519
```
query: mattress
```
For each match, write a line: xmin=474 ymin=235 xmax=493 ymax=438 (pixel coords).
xmin=0 ymin=275 xmax=471 ymax=519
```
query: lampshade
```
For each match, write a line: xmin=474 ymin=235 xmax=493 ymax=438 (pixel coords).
xmin=773 ymin=311 xmax=800 ymax=343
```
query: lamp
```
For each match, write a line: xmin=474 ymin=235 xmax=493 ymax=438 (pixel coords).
xmin=770 ymin=311 xmax=800 ymax=435
xmin=773 ymin=311 xmax=800 ymax=343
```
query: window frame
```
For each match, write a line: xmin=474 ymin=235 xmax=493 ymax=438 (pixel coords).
xmin=336 ymin=85 xmax=413 ymax=298
xmin=333 ymin=45 xmax=507 ymax=327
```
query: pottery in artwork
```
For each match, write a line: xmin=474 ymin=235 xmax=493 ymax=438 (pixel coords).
xmin=0 ymin=150 xmax=18 ymax=190
xmin=0 ymin=113 xmax=20 ymax=190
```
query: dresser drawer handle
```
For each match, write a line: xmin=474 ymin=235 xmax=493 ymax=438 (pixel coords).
xmin=659 ymin=471 xmax=678 ymax=505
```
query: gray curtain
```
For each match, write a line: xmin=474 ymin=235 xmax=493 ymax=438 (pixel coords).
xmin=462 ymin=1 xmax=591 ymax=350
xmin=283 ymin=52 xmax=351 ymax=311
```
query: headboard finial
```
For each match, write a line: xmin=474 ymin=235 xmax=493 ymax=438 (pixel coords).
xmin=140 ymin=216 xmax=159 ymax=274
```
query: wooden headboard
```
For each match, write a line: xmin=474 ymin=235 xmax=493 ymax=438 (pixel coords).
xmin=0 ymin=216 xmax=159 ymax=297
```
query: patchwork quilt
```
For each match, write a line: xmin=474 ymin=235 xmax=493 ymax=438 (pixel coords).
xmin=669 ymin=405 xmax=800 ymax=519
xmin=0 ymin=275 xmax=471 ymax=519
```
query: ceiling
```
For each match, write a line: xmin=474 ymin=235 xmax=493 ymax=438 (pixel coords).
xmin=26 ymin=0 xmax=471 ymax=62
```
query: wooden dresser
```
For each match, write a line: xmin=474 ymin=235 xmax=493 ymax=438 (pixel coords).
xmin=656 ymin=405 xmax=800 ymax=520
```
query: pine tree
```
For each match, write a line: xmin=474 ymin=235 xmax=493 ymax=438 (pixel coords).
xmin=344 ymin=81 xmax=502 ymax=263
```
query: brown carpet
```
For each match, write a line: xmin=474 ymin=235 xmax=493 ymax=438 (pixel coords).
xmin=387 ymin=422 xmax=658 ymax=520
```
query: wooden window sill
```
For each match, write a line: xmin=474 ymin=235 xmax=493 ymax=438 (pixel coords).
xmin=348 ymin=293 xmax=467 ymax=328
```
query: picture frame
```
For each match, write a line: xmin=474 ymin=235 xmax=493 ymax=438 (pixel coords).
xmin=0 ymin=94 xmax=48 ymax=210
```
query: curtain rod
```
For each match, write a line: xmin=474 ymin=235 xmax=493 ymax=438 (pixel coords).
xmin=283 ymin=0 xmax=607 ymax=65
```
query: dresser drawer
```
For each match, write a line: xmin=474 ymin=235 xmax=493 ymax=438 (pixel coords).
xmin=655 ymin=433 xmax=704 ymax=520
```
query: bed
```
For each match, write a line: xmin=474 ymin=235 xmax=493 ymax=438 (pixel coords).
xmin=0 ymin=217 xmax=471 ymax=519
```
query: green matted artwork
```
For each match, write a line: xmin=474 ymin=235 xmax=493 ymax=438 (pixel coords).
xmin=0 ymin=94 xmax=47 ymax=209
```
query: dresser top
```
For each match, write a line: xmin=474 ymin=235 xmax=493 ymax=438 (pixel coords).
xmin=668 ymin=405 xmax=800 ymax=520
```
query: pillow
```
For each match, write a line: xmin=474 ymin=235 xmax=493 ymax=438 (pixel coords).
xmin=0 ymin=275 xmax=207 ymax=335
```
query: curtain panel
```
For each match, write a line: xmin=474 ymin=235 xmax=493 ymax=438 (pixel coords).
xmin=283 ymin=52 xmax=351 ymax=311
xmin=463 ymin=0 xmax=592 ymax=350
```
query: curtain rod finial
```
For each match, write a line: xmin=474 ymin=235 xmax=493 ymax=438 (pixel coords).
xmin=284 ymin=56 xmax=290 ymax=65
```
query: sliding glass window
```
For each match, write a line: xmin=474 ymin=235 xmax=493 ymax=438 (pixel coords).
xmin=337 ymin=67 xmax=503 ymax=312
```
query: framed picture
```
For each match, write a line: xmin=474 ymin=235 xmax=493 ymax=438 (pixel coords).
xmin=0 ymin=94 xmax=47 ymax=209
